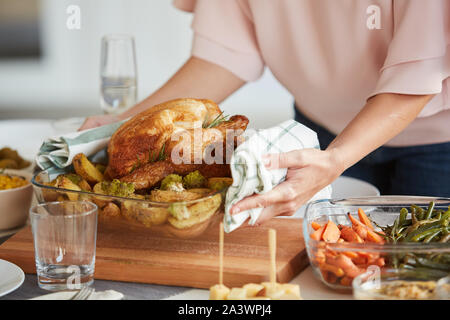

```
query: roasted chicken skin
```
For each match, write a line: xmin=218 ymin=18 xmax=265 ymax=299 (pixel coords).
xmin=106 ymin=98 xmax=248 ymax=189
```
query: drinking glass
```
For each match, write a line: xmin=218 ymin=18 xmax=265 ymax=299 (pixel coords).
xmin=30 ymin=201 xmax=98 ymax=291
xmin=100 ymin=34 xmax=138 ymax=115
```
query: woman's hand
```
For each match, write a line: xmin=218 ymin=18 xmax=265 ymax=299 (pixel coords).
xmin=78 ymin=114 xmax=121 ymax=131
xmin=230 ymin=148 xmax=344 ymax=225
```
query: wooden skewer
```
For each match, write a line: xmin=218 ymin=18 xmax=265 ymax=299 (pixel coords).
xmin=219 ymin=222 xmax=224 ymax=286
xmin=268 ymin=228 xmax=276 ymax=284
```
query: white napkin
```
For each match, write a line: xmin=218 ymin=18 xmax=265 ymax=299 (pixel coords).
xmin=224 ymin=120 xmax=332 ymax=233
xmin=30 ymin=289 xmax=124 ymax=300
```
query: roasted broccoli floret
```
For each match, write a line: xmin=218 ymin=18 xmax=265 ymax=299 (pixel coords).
xmin=183 ymin=170 xmax=206 ymax=189
xmin=160 ymin=174 xmax=184 ymax=192
xmin=101 ymin=179 xmax=135 ymax=197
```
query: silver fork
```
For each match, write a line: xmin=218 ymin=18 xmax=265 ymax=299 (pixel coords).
xmin=70 ymin=286 xmax=95 ymax=300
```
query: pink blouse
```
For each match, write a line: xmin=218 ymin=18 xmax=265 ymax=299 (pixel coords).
xmin=173 ymin=0 xmax=450 ymax=146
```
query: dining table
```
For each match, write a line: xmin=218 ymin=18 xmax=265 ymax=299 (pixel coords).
xmin=0 ymin=118 xmax=379 ymax=300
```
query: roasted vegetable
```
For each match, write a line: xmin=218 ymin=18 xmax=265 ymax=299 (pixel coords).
xmin=182 ymin=170 xmax=206 ymax=189
xmin=379 ymin=201 xmax=450 ymax=277
xmin=168 ymin=194 xmax=221 ymax=229
xmin=160 ymin=174 xmax=184 ymax=192
xmin=100 ymin=179 xmax=135 ymax=198
xmin=149 ymin=189 xmax=203 ymax=202
xmin=54 ymin=175 xmax=81 ymax=201
xmin=0 ymin=147 xmax=30 ymax=169
xmin=310 ymin=208 xmax=386 ymax=286
xmin=101 ymin=202 xmax=121 ymax=217
xmin=121 ymin=201 xmax=169 ymax=227
xmin=58 ymin=173 xmax=91 ymax=192
xmin=73 ymin=153 xmax=104 ymax=184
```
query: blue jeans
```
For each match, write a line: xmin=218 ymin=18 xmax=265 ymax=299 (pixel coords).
xmin=294 ymin=106 xmax=450 ymax=197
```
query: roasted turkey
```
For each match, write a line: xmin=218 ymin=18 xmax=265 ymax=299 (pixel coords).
xmin=106 ymin=98 xmax=249 ymax=189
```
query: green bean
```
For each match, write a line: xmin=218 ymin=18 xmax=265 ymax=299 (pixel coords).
xmin=381 ymin=203 xmax=450 ymax=276
xmin=399 ymin=267 xmax=449 ymax=279
xmin=405 ymin=220 xmax=444 ymax=241
xmin=412 ymin=226 xmax=448 ymax=242
xmin=411 ymin=206 xmax=418 ymax=224
xmin=412 ymin=205 xmax=425 ymax=220
xmin=423 ymin=229 xmax=442 ymax=243
xmin=399 ymin=208 xmax=408 ymax=225
xmin=424 ymin=201 xmax=435 ymax=220
xmin=391 ymin=216 xmax=400 ymax=237
xmin=415 ymin=257 xmax=450 ymax=271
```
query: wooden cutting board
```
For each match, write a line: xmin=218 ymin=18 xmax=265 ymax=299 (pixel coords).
xmin=0 ymin=216 xmax=307 ymax=289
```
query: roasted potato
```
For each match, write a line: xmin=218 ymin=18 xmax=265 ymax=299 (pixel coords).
xmin=92 ymin=182 xmax=112 ymax=208
xmin=73 ymin=153 xmax=104 ymax=184
xmin=168 ymin=194 xmax=221 ymax=229
xmin=41 ymin=180 xmax=60 ymax=202
xmin=60 ymin=173 xmax=92 ymax=192
xmin=78 ymin=179 xmax=92 ymax=192
xmin=187 ymin=188 xmax=213 ymax=196
xmin=149 ymin=189 xmax=204 ymax=202
xmin=54 ymin=175 xmax=82 ymax=201
xmin=94 ymin=163 xmax=106 ymax=174
xmin=101 ymin=202 xmax=121 ymax=217
xmin=121 ymin=201 xmax=169 ymax=227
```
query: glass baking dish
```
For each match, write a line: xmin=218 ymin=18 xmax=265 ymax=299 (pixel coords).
xmin=303 ymin=196 xmax=450 ymax=291
xmin=32 ymin=170 xmax=226 ymax=239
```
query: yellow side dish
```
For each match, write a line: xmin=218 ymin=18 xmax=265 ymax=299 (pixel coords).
xmin=0 ymin=174 xmax=29 ymax=191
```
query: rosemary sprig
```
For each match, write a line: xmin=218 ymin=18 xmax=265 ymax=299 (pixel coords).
xmin=148 ymin=143 xmax=167 ymax=163
xmin=157 ymin=143 xmax=167 ymax=161
xmin=203 ymin=111 xmax=230 ymax=128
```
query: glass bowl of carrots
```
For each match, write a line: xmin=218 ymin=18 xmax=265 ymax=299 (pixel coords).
xmin=303 ymin=196 xmax=450 ymax=291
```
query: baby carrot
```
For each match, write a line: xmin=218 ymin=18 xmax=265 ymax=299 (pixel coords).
xmin=322 ymin=221 xmax=341 ymax=243
xmin=311 ymin=221 xmax=322 ymax=231
xmin=319 ymin=262 xmax=345 ymax=277
xmin=311 ymin=225 xmax=326 ymax=241
xmin=340 ymin=226 xmax=364 ymax=243
xmin=357 ymin=208 xmax=374 ymax=230
xmin=367 ymin=229 xmax=385 ymax=244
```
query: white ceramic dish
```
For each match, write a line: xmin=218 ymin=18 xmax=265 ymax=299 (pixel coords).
xmin=290 ymin=176 xmax=380 ymax=218
xmin=0 ymin=119 xmax=57 ymax=161
xmin=0 ymin=259 xmax=25 ymax=297
xmin=331 ymin=176 xmax=380 ymax=199
xmin=0 ymin=170 xmax=34 ymax=231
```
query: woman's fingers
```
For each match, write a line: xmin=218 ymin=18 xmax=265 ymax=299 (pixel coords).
xmin=263 ymin=149 xmax=314 ymax=170
xmin=78 ymin=114 xmax=120 ymax=131
xmin=254 ymin=202 xmax=298 ymax=225
xmin=230 ymin=181 xmax=300 ymax=214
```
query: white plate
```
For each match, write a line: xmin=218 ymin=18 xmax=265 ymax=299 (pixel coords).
xmin=331 ymin=175 xmax=380 ymax=199
xmin=290 ymin=175 xmax=380 ymax=218
xmin=0 ymin=119 xmax=57 ymax=161
xmin=0 ymin=259 xmax=25 ymax=297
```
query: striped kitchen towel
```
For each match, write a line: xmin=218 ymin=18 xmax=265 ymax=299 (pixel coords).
xmin=36 ymin=121 xmax=125 ymax=172
xmin=224 ymin=120 xmax=332 ymax=233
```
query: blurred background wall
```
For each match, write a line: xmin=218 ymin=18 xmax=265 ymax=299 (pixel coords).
xmin=0 ymin=0 xmax=293 ymax=128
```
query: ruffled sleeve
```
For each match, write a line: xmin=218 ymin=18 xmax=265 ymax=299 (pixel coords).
xmin=370 ymin=0 xmax=450 ymax=117
xmin=173 ymin=0 xmax=265 ymax=81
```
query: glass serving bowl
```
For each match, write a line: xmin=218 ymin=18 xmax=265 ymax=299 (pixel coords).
xmin=303 ymin=196 xmax=450 ymax=291
xmin=353 ymin=268 xmax=450 ymax=300
xmin=32 ymin=170 xmax=227 ymax=239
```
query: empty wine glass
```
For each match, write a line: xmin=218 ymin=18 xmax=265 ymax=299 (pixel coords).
xmin=100 ymin=34 xmax=138 ymax=115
